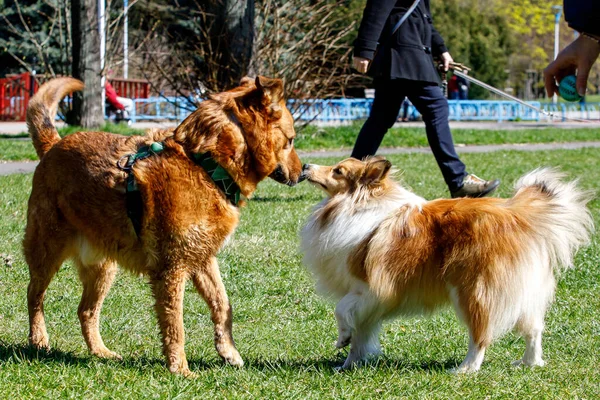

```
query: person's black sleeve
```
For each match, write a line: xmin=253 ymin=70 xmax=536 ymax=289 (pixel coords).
xmin=564 ymin=0 xmax=600 ymax=37
xmin=353 ymin=0 xmax=397 ymax=60
xmin=431 ymin=26 xmax=448 ymax=56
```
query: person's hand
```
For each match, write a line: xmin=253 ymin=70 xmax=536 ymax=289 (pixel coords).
xmin=353 ymin=56 xmax=371 ymax=74
xmin=439 ymin=52 xmax=453 ymax=72
xmin=544 ymin=34 xmax=600 ymax=97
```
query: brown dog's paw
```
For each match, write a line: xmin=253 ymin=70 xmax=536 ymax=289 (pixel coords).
xmin=168 ymin=363 xmax=197 ymax=378
xmin=220 ymin=347 xmax=244 ymax=367
xmin=91 ymin=348 xmax=123 ymax=360
xmin=28 ymin=334 xmax=50 ymax=351
xmin=181 ymin=368 xmax=198 ymax=379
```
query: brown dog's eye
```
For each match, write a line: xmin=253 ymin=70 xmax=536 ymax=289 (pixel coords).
xmin=333 ymin=167 xmax=342 ymax=175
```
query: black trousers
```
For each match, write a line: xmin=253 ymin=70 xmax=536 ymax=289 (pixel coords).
xmin=351 ymin=78 xmax=467 ymax=192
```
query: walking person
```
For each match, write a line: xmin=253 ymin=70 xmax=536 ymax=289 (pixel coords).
xmin=351 ymin=0 xmax=499 ymax=198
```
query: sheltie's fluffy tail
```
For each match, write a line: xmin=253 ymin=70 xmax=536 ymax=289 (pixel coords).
xmin=512 ymin=168 xmax=594 ymax=273
xmin=26 ymin=77 xmax=84 ymax=159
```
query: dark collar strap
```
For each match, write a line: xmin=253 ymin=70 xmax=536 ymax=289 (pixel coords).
xmin=192 ymin=152 xmax=241 ymax=206
xmin=119 ymin=142 xmax=241 ymax=206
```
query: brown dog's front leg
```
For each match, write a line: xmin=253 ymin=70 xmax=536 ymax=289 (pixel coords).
xmin=151 ymin=271 xmax=193 ymax=376
xmin=192 ymin=257 xmax=243 ymax=367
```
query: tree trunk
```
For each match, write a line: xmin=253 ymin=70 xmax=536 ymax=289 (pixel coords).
xmin=208 ymin=0 xmax=255 ymax=87
xmin=225 ymin=0 xmax=254 ymax=81
xmin=70 ymin=0 xmax=103 ymax=128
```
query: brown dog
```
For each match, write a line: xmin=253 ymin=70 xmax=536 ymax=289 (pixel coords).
xmin=24 ymin=76 xmax=304 ymax=376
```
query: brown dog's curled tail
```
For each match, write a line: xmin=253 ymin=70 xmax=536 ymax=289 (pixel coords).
xmin=26 ymin=77 xmax=84 ymax=159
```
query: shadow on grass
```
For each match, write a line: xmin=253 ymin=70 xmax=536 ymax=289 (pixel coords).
xmin=0 ymin=342 xmax=89 ymax=367
xmin=0 ymin=341 xmax=232 ymax=372
xmin=0 ymin=342 xmax=459 ymax=374
xmin=251 ymin=194 xmax=314 ymax=203
xmin=194 ymin=355 xmax=461 ymax=374
xmin=0 ymin=134 xmax=29 ymax=139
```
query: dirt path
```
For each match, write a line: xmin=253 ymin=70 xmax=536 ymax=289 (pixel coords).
xmin=3 ymin=141 xmax=600 ymax=176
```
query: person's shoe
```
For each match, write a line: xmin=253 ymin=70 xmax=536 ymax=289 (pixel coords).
xmin=450 ymin=174 xmax=500 ymax=198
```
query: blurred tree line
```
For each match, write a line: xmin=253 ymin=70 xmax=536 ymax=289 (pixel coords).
xmin=1 ymin=0 xmax=599 ymax=101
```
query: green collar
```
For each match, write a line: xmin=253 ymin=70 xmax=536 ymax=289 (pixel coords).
xmin=192 ymin=152 xmax=241 ymax=206
xmin=118 ymin=142 xmax=241 ymax=206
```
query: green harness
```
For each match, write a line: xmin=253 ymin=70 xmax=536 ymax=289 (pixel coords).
xmin=117 ymin=142 xmax=241 ymax=235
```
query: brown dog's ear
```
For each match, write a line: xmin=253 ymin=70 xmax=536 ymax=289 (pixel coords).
xmin=255 ymin=76 xmax=284 ymax=102
xmin=361 ymin=159 xmax=392 ymax=185
xmin=255 ymin=76 xmax=284 ymax=119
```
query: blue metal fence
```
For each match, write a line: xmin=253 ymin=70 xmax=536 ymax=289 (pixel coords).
xmin=125 ymin=97 xmax=600 ymax=124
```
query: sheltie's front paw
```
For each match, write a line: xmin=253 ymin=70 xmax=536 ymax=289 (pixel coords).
xmin=335 ymin=334 xmax=351 ymax=349
xmin=512 ymin=358 xmax=545 ymax=368
xmin=449 ymin=364 xmax=480 ymax=374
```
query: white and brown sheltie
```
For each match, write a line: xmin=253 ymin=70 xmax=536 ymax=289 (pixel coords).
xmin=300 ymin=157 xmax=593 ymax=373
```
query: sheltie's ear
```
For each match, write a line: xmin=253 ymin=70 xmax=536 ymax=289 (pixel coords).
xmin=361 ymin=159 xmax=392 ymax=185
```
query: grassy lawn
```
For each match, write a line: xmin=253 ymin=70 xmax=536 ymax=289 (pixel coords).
xmin=537 ymin=94 xmax=600 ymax=103
xmin=1 ymin=148 xmax=599 ymax=398
xmin=296 ymin=123 xmax=600 ymax=150
xmin=2 ymin=122 xmax=600 ymax=162
xmin=0 ymin=123 xmax=146 ymax=161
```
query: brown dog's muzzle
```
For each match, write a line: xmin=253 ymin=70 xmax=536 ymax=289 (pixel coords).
xmin=270 ymin=165 xmax=294 ymax=186
xmin=270 ymin=149 xmax=305 ymax=186
xmin=270 ymin=164 xmax=307 ymax=186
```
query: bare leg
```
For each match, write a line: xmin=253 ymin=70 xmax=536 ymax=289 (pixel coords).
xmin=191 ymin=257 xmax=243 ymax=367
xmin=151 ymin=271 xmax=191 ymax=376
xmin=76 ymin=258 xmax=121 ymax=359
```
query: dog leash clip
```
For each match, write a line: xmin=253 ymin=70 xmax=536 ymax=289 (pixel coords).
xmin=117 ymin=142 xmax=165 ymax=171
xmin=117 ymin=154 xmax=135 ymax=171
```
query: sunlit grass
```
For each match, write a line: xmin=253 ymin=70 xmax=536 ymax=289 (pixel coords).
xmin=2 ymin=123 xmax=600 ymax=162
xmin=0 ymin=148 xmax=599 ymax=398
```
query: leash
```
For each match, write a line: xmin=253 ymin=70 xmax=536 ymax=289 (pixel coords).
xmin=442 ymin=62 xmax=594 ymax=123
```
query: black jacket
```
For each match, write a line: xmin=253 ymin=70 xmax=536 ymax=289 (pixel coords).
xmin=354 ymin=0 xmax=447 ymax=83
xmin=564 ymin=0 xmax=600 ymax=37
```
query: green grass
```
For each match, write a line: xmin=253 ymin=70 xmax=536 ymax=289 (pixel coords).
xmin=1 ymin=148 xmax=599 ymax=398
xmin=583 ymin=94 xmax=600 ymax=103
xmin=2 ymin=123 xmax=600 ymax=162
xmin=294 ymin=123 xmax=600 ymax=150
xmin=537 ymin=94 xmax=600 ymax=104
xmin=0 ymin=123 xmax=145 ymax=161
xmin=57 ymin=122 xmax=145 ymax=137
